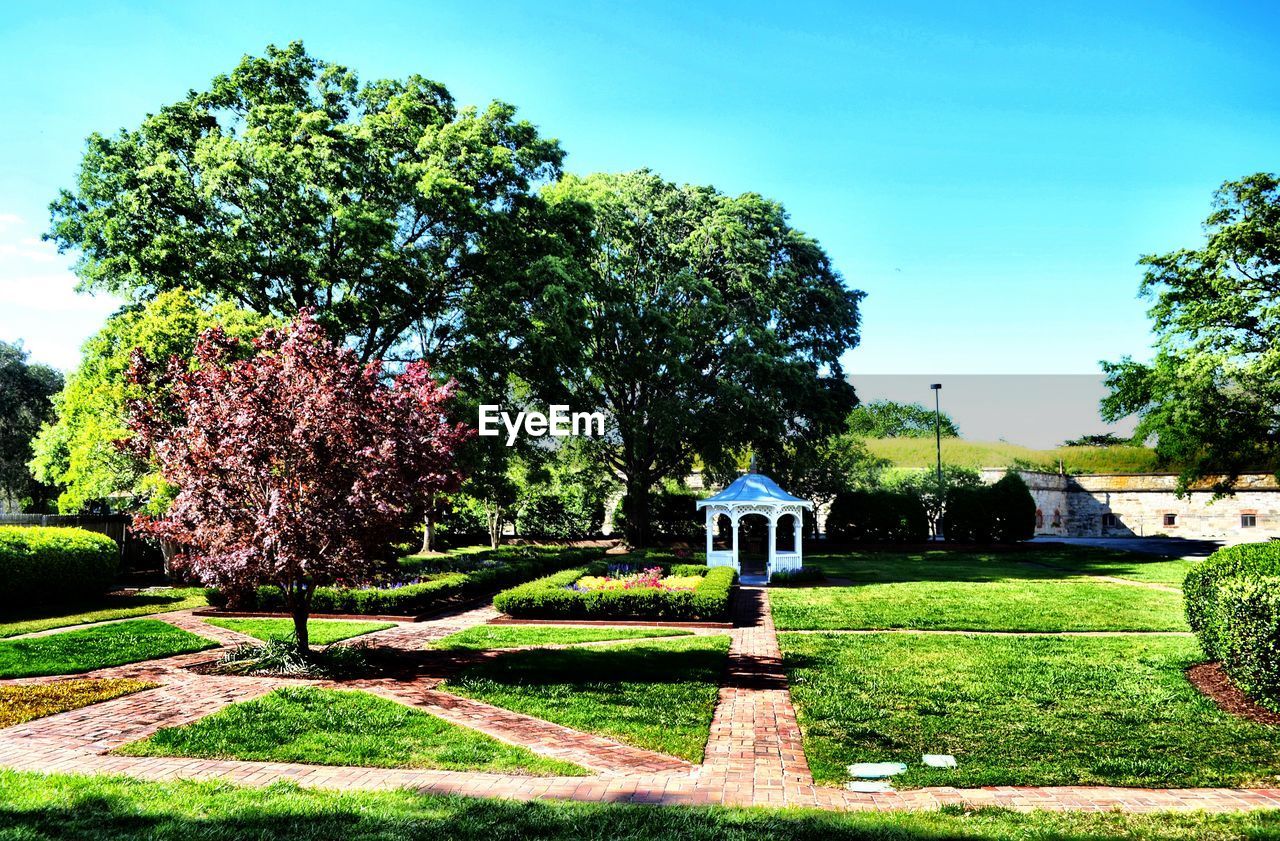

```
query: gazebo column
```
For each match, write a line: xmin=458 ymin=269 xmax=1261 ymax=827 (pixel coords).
xmin=704 ymin=508 xmax=714 ymax=563
xmin=793 ymin=513 xmax=804 ymax=567
xmin=730 ymin=514 xmax=740 ymax=572
xmin=766 ymin=514 xmax=777 ymax=579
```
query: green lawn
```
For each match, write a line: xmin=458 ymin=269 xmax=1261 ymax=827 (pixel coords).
xmin=431 ymin=625 xmax=693 ymax=650
xmin=0 ymin=588 xmax=210 ymax=639
xmin=779 ymin=632 xmax=1280 ymax=789
xmin=2 ymin=771 xmax=1279 ymax=841
xmin=441 ymin=635 xmax=731 ymax=762
xmin=0 ymin=620 xmax=217 ymax=679
xmin=203 ymin=618 xmax=394 ymax=645
xmin=772 ymin=550 xmax=1188 ymax=631
xmin=865 ymin=437 xmax=1161 ymax=473
xmin=117 ymin=686 xmax=586 ymax=776
xmin=1020 ymin=549 xmax=1201 ymax=586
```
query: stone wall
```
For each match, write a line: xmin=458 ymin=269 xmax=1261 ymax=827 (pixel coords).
xmin=981 ymin=469 xmax=1280 ymax=540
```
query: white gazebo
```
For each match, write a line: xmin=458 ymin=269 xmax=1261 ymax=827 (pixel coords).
xmin=696 ymin=468 xmax=813 ymax=582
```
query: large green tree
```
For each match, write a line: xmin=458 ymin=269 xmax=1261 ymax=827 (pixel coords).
xmin=517 ymin=170 xmax=862 ymax=546
xmin=0 ymin=341 xmax=62 ymax=512
xmin=29 ymin=290 xmax=272 ymax=513
xmin=46 ymin=41 xmax=564 ymax=364
xmin=1102 ymin=173 xmax=1280 ymax=489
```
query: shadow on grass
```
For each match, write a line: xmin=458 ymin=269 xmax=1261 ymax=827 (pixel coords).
xmin=3 ymin=786 xmax=1278 ymax=841
xmin=454 ymin=642 xmax=728 ymax=688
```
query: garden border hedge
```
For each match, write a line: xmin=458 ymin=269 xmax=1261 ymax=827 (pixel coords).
xmin=492 ymin=564 xmax=737 ymax=622
xmin=209 ymin=546 xmax=608 ymax=618
xmin=0 ymin=526 xmax=119 ymax=606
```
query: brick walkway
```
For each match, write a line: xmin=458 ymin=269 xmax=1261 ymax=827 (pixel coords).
xmin=2 ymin=594 xmax=1280 ymax=813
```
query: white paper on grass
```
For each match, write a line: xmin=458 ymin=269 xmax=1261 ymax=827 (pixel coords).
xmin=847 ymin=762 xmax=908 ymax=778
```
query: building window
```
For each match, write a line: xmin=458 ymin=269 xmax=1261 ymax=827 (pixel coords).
xmin=1163 ymin=513 xmax=1177 ymax=527
xmin=1035 ymin=509 xmax=1044 ymax=529
xmin=1052 ymin=509 xmax=1062 ymax=528
xmin=1242 ymin=514 xmax=1257 ymax=528
xmin=1101 ymin=513 xmax=1119 ymax=528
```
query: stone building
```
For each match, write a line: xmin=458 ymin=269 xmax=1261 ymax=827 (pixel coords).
xmin=985 ymin=468 xmax=1280 ymax=541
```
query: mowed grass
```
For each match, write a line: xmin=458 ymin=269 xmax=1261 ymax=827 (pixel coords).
xmin=5 ymin=771 xmax=1280 ymax=841
xmin=780 ymin=632 xmax=1280 ymax=789
xmin=0 ymin=588 xmax=210 ymax=639
xmin=0 ymin=679 xmax=156 ymax=729
xmin=117 ymin=686 xmax=587 ymax=776
xmin=441 ymin=635 xmax=731 ymax=762
xmin=203 ymin=618 xmax=394 ymax=645
xmin=430 ymin=625 xmax=693 ymax=650
xmin=865 ymin=437 xmax=1161 ymax=473
xmin=771 ymin=550 xmax=1188 ymax=631
xmin=1023 ymin=548 xmax=1201 ymax=586
xmin=0 ymin=620 xmax=217 ymax=679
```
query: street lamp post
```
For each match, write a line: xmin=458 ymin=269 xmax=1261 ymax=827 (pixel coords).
xmin=931 ymin=383 xmax=943 ymax=540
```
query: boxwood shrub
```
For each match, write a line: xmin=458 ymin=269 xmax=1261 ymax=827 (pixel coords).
xmin=1184 ymin=542 xmax=1280 ymax=658
xmin=0 ymin=526 xmax=119 ymax=606
xmin=213 ymin=545 xmax=608 ymax=617
xmin=1213 ymin=576 xmax=1280 ymax=708
xmin=493 ymin=565 xmax=737 ymax=621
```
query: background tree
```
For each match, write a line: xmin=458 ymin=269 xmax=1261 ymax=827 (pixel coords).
xmin=519 ymin=170 xmax=863 ymax=546
xmin=1061 ymin=432 xmax=1135 ymax=447
xmin=1103 ymin=174 xmax=1280 ymax=489
xmin=0 ymin=341 xmax=62 ymax=512
xmin=46 ymin=41 xmax=564 ymax=365
xmin=29 ymin=290 xmax=272 ymax=514
xmin=846 ymin=399 xmax=959 ymax=438
xmin=126 ymin=313 xmax=467 ymax=651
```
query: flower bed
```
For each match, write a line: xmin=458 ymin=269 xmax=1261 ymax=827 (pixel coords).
xmin=493 ymin=563 xmax=736 ymax=622
xmin=208 ymin=546 xmax=607 ymax=618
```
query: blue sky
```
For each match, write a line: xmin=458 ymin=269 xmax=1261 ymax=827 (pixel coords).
xmin=2 ymin=0 xmax=1277 ymax=377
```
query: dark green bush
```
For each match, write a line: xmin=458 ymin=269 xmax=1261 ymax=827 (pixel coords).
xmin=768 ymin=566 xmax=826 ymax=586
xmin=1213 ymin=576 xmax=1280 ymax=709
xmin=1184 ymin=542 xmax=1280 ymax=659
xmin=943 ymin=472 xmax=1034 ymax=544
xmin=0 ymin=526 xmax=119 ymax=605
xmin=219 ymin=546 xmax=608 ymax=617
xmin=494 ymin=566 xmax=736 ymax=621
xmin=825 ymin=490 xmax=928 ymax=542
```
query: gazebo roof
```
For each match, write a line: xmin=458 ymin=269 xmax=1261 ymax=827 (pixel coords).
xmin=696 ymin=471 xmax=813 ymax=509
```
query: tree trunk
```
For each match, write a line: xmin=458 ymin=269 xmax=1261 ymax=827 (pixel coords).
xmin=420 ymin=516 xmax=436 ymax=554
xmin=292 ymin=605 xmax=310 ymax=652
xmin=486 ymin=504 xmax=503 ymax=549
xmin=286 ymin=581 xmax=311 ymax=653
xmin=622 ymin=473 xmax=651 ymax=549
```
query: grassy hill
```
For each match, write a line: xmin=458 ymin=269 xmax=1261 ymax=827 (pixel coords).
xmin=864 ymin=437 xmax=1162 ymax=474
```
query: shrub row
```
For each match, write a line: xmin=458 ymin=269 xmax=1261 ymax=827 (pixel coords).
xmin=1184 ymin=542 xmax=1280 ymax=709
xmin=493 ymin=565 xmax=737 ymax=621
xmin=768 ymin=566 xmax=826 ymax=586
xmin=943 ymin=472 xmax=1036 ymax=543
xmin=0 ymin=526 xmax=119 ymax=606
xmin=825 ymin=490 xmax=928 ymax=543
xmin=215 ymin=546 xmax=608 ymax=617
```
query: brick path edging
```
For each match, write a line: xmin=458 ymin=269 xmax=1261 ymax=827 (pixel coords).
xmin=2 ymin=597 xmax=1280 ymax=814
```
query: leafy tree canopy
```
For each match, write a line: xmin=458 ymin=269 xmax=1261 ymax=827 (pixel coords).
xmin=1102 ymin=173 xmax=1280 ymax=488
xmin=29 ymin=289 xmax=273 ymax=514
xmin=1061 ymin=432 xmax=1134 ymax=447
xmin=516 ymin=170 xmax=863 ymax=546
xmin=127 ymin=312 xmax=467 ymax=650
xmin=46 ymin=41 xmax=564 ymax=364
xmin=0 ymin=341 xmax=62 ymax=511
xmin=847 ymin=399 xmax=959 ymax=439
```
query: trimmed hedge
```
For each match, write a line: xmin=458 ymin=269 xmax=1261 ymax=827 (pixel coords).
xmin=0 ymin=526 xmax=119 ymax=606
xmin=494 ymin=565 xmax=737 ymax=621
xmin=1184 ymin=542 xmax=1280 ymax=656
xmin=213 ymin=546 xmax=608 ymax=617
xmin=1213 ymin=577 xmax=1280 ymax=707
xmin=768 ymin=566 xmax=826 ymax=586
xmin=1184 ymin=542 xmax=1280 ymax=710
